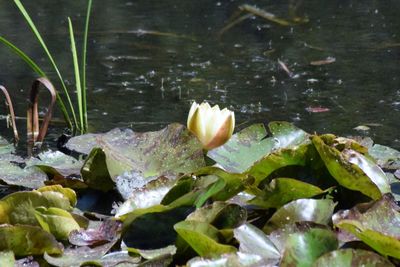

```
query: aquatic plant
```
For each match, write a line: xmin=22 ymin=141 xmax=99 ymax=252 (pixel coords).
xmin=0 ymin=118 xmax=399 ymax=265
xmin=0 ymin=0 xmax=93 ymax=134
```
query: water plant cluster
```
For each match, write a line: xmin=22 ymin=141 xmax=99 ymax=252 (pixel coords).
xmin=0 ymin=120 xmax=399 ymax=266
xmin=0 ymin=0 xmax=93 ymax=134
xmin=1 ymin=1 xmax=400 ymax=266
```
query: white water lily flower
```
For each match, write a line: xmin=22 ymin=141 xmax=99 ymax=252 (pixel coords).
xmin=187 ymin=101 xmax=235 ymax=150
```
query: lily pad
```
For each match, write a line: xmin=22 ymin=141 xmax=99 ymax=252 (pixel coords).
xmin=268 ymin=222 xmax=331 ymax=253
xmin=313 ymin=248 xmax=395 ymax=267
xmin=208 ymin=122 xmax=309 ymax=173
xmin=0 ymin=159 xmax=47 ymax=189
xmin=124 ymin=244 xmax=177 ymax=260
xmin=263 ymin=198 xmax=336 ymax=233
xmin=34 ymin=207 xmax=81 ymax=240
xmin=115 ymin=175 xmax=175 ymax=216
xmin=0 ymin=150 xmax=82 ymax=189
xmin=174 ymin=220 xmax=237 ymax=257
xmin=95 ymin=251 xmax=141 ymax=266
xmin=207 ymin=124 xmax=274 ymax=173
xmin=36 ymin=185 xmax=77 ymax=206
xmin=312 ymin=135 xmax=388 ymax=200
xmin=29 ymin=150 xmax=83 ymax=179
xmin=343 ymin=149 xmax=390 ymax=194
xmin=69 ymin=219 xmax=121 ymax=246
xmin=187 ymin=252 xmax=264 ymax=267
xmin=369 ymin=144 xmax=400 ymax=170
xmin=81 ymin=148 xmax=114 ymax=192
xmin=234 ymin=223 xmax=280 ymax=262
xmin=187 ymin=201 xmax=247 ymax=229
xmin=333 ymin=194 xmax=400 ymax=259
xmin=194 ymin=167 xmax=249 ymax=203
xmin=0 ymin=186 xmax=74 ymax=225
xmin=161 ymin=176 xmax=199 ymax=206
xmin=247 ymin=143 xmax=311 ymax=184
xmin=249 ymin=178 xmax=324 ymax=209
xmin=44 ymin=240 xmax=118 ymax=266
xmin=0 ymin=224 xmax=62 ymax=256
xmin=66 ymin=123 xmax=205 ymax=180
xmin=280 ymin=228 xmax=338 ymax=267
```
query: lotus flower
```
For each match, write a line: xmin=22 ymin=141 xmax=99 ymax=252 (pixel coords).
xmin=187 ymin=101 xmax=235 ymax=150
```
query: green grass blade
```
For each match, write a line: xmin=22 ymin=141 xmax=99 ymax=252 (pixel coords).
xmin=13 ymin=0 xmax=78 ymax=128
xmin=68 ymin=18 xmax=84 ymax=133
xmin=0 ymin=36 xmax=73 ymax=128
xmin=81 ymin=0 xmax=93 ymax=132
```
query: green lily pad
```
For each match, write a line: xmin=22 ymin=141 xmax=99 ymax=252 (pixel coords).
xmin=34 ymin=207 xmax=81 ymax=240
xmin=126 ymin=245 xmax=177 ymax=260
xmin=312 ymin=248 xmax=395 ymax=267
xmin=44 ymin=240 xmax=118 ymax=266
xmin=194 ymin=167 xmax=249 ymax=203
xmin=187 ymin=201 xmax=247 ymax=229
xmin=160 ymin=169 xmax=246 ymax=211
xmin=269 ymin=121 xmax=310 ymax=147
xmin=36 ymin=184 xmax=77 ymax=206
xmin=161 ymin=176 xmax=197 ymax=205
xmin=207 ymin=124 xmax=273 ymax=173
xmin=0 ymin=224 xmax=62 ymax=256
xmin=0 ymin=186 xmax=73 ymax=225
xmin=369 ymin=144 xmax=400 ymax=170
xmin=66 ymin=123 xmax=205 ymax=180
xmin=0 ymin=157 xmax=47 ymax=189
xmin=161 ymin=175 xmax=212 ymax=209
xmin=174 ymin=220 xmax=237 ymax=257
xmin=208 ymin=122 xmax=309 ymax=173
xmin=343 ymin=149 xmax=390 ymax=194
xmin=94 ymin=251 xmax=141 ymax=266
xmin=187 ymin=253 xmax=264 ymax=267
xmin=29 ymin=150 xmax=83 ymax=179
xmin=312 ymin=135 xmax=388 ymax=200
xmin=263 ymin=198 xmax=336 ymax=233
xmin=268 ymin=222 xmax=331 ymax=253
xmin=234 ymin=223 xmax=280 ymax=262
xmin=280 ymin=228 xmax=338 ymax=267
xmin=0 ymin=149 xmax=83 ymax=189
xmin=114 ymin=175 xmax=175 ymax=216
xmin=81 ymin=148 xmax=114 ymax=192
xmin=333 ymin=194 xmax=400 ymax=259
xmin=248 ymin=178 xmax=324 ymax=209
xmin=247 ymin=143 xmax=311 ymax=184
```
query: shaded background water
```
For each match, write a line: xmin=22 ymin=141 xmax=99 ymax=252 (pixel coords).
xmin=0 ymin=0 xmax=399 ymax=149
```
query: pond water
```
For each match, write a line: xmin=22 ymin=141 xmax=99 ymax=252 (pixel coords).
xmin=0 ymin=0 xmax=399 ymax=149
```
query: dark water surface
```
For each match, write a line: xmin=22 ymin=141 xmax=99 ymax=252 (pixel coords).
xmin=0 ymin=0 xmax=399 ymax=148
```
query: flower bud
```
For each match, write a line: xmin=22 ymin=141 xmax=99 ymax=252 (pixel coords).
xmin=187 ymin=101 xmax=235 ymax=150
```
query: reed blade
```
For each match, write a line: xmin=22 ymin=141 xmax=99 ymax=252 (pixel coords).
xmin=68 ymin=18 xmax=84 ymax=133
xmin=13 ymin=0 xmax=78 ymax=128
xmin=0 ymin=36 xmax=72 ymax=129
xmin=81 ymin=0 xmax=93 ymax=132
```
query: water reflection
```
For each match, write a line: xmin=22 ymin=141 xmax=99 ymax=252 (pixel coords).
xmin=0 ymin=0 xmax=399 ymax=148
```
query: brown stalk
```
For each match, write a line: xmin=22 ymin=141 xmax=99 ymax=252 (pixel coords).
xmin=27 ymin=77 xmax=56 ymax=148
xmin=0 ymin=85 xmax=19 ymax=143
